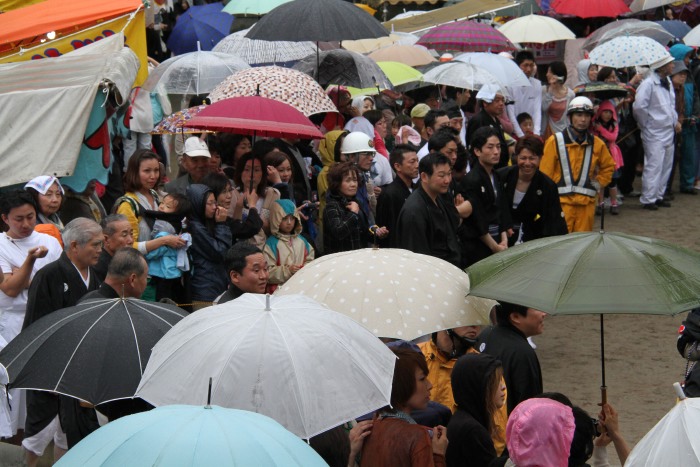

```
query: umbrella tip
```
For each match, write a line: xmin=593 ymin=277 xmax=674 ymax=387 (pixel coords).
xmin=674 ymin=382 xmax=687 ymax=400
xmin=265 ymin=294 xmax=271 ymax=311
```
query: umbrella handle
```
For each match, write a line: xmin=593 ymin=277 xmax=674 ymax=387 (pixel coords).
xmin=600 ymin=385 xmax=607 ymax=405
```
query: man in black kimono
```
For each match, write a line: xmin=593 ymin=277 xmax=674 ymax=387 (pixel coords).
xmin=22 ymin=218 xmax=102 ymax=466
xmin=466 ymin=83 xmax=510 ymax=169
xmin=395 ymin=152 xmax=460 ymax=267
xmin=376 ymin=145 xmax=419 ymax=248
xmin=479 ymin=302 xmax=546 ymax=414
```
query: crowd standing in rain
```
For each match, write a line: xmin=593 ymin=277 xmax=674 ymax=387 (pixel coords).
xmin=2 ymin=0 xmax=700 ymax=465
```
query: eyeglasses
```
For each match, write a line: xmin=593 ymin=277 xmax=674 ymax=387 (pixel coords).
xmin=357 ymin=152 xmax=375 ymax=158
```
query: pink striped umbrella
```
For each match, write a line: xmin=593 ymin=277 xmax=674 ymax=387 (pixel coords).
xmin=416 ymin=20 xmax=516 ymax=53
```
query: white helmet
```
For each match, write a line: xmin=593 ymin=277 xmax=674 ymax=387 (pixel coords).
xmin=341 ymin=131 xmax=376 ymax=154
xmin=567 ymin=96 xmax=595 ymax=116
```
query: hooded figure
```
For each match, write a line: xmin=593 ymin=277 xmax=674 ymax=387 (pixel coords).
xmin=263 ymin=199 xmax=314 ymax=292
xmin=318 ymin=130 xmax=348 ymax=215
xmin=446 ymin=354 xmax=502 ymax=467
xmin=186 ymin=184 xmax=232 ymax=302
xmin=576 ymin=59 xmax=595 ymax=85
xmin=592 ymin=100 xmax=624 ymax=170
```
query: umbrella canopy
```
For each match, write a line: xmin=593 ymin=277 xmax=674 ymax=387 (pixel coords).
xmin=151 ymin=105 xmax=212 ymax=135
xmin=213 ymin=28 xmax=318 ymax=66
xmin=343 ymin=32 xmax=419 ymax=54
xmin=187 ymin=95 xmax=324 ymax=139
xmin=222 ymin=0 xmax=292 ymax=15
xmin=454 ymin=52 xmax=530 ymax=87
xmin=573 ymin=82 xmax=632 ymax=101
xmin=207 ymin=66 xmax=337 ymax=117
xmin=550 ymin=0 xmax=630 ymax=18
xmin=583 ymin=19 xmax=641 ymax=48
xmin=142 ymin=51 xmax=249 ymax=95
xmin=684 ymin=23 xmax=700 ymax=47
xmin=0 ymin=298 xmax=188 ymax=405
xmin=589 ymin=35 xmax=672 ymax=68
xmin=498 ymin=14 xmax=575 ymax=44
xmin=422 ymin=62 xmax=507 ymax=95
xmin=136 ymin=294 xmax=396 ymax=439
xmin=166 ymin=3 xmax=233 ymax=56
xmin=466 ymin=231 xmax=700 ymax=315
xmin=368 ymin=44 xmax=436 ymax=67
xmin=276 ymin=249 xmax=494 ymax=340
xmin=655 ymin=19 xmax=692 ymax=38
xmin=416 ymin=20 xmax=516 ymax=53
xmin=245 ymin=0 xmax=389 ymax=42
xmin=347 ymin=61 xmax=423 ymax=96
xmin=630 ymin=0 xmax=679 ymax=13
xmin=54 ymin=405 xmax=327 ymax=467
xmin=293 ymin=49 xmax=393 ymax=90
xmin=625 ymin=397 xmax=700 ymax=466
xmin=581 ymin=21 xmax=674 ymax=51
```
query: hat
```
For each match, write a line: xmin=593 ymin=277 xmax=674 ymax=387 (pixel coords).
xmin=183 ymin=137 xmax=211 ymax=158
xmin=651 ymin=54 xmax=674 ymax=71
xmin=671 ymin=60 xmax=689 ymax=76
xmin=476 ymin=83 xmax=503 ymax=103
xmin=24 ymin=175 xmax=64 ymax=195
xmin=410 ymin=103 xmax=430 ymax=118
xmin=439 ymin=53 xmax=454 ymax=62
xmin=670 ymin=43 xmax=694 ymax=61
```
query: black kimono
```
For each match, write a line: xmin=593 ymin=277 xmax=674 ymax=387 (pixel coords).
xmin=395 ymin=186 xmax=461 ymax=267
xmin=498 ymin=166 xmax=568 ymax=247
xmin=376 ymin=177 xmax=414 ymax=248
xmin=465 ymin=110 xmax=509 ymax=169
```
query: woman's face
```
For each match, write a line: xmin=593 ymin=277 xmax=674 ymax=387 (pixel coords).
xmin=588 ymin=65 xmax=599 ymax=82
xmin=492 ymin=369 xmax=507 ymax=409
xmin=37 ymin=182 xmax=63 ymax=216
xmin=600 ymin=110 xmax=613 ymax=123
xmin=241 ymin=159 xmax=263 ymax=189
xmin=546 ymin=68 xmax=558 ymax=85
xmin=216 ymin=182 xmax=234 ymax=209
xmin=234 ymin=138 xmax=252 ymax=164
xmin=204 ymin=193 xmax=217 ymax=219
xmin=139 ymin=158 xmax=160 ymax=191
xmin=375 ymin=118 xmax=387 ymax=138
xmin=604 ymin=73 xmax=618 ymax=84
xmin=339 ymin=171 xmax=358 ymax=198
xmin=276 ymin=159 xmax=293 ymax=183
xmin=516 ymin=148 xmax=540 ymax=178
xmin=2 ymin=203 xmax=36 ymax=239
xmin=405 ymin=368 xmax=432 ymax=413
xmin=209 ymin=152 xmax=222 ymax=171
xmin=362 ymin=98 xmax=374 ymax=114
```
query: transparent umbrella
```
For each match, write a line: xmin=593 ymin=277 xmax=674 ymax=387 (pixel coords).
xmin=293 ymin=49 xmax=393 ymax=90
xmin=422 ymin=61 xmax=508 ymax=95
xmin=453 ymin=52 xmax=530 ymax=87
xmin=581 ymin=21 xmax=674 ymax=52
xmin=213 ymin=27 xmax=318 ymax=66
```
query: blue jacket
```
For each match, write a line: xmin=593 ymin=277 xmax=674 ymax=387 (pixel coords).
xmin=146 ymin=232 xmax=181 ymax=279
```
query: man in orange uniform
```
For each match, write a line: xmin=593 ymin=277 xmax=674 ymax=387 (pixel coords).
xmin=540 ymin=96 xmax=615 ymax=232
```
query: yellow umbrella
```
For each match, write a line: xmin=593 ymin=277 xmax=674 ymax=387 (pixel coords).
xmin=354 ymin=3 xmax=376 ymax=15
xmin=347 ymin=61 xmax=422 ymax=96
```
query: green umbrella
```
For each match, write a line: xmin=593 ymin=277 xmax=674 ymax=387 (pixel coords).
xmin=346 ymin=61 xmax=422 ymax=96
xmin=466 ymin=231 xmax=700 ymax=402
xmin=222 ymin=0 xmax=292 ymax=15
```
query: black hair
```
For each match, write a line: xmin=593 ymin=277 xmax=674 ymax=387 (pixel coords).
xmin=515 ymin=50 xmax=536 ymax=65
xmin=224 ymin=242 xmax=263 ymax=275
xmin=162 ymin=192 xmax=192 ymax=217
xmin=424 ymin=109 xmax=448 ymax=131
xmin=392 ymin=114 xmax=412 ymax=128
xmin=548 ymin=61 xmax=568 ymax=82
xmin=428 ymin=128 xmax=458 ymax=152
xmin=0 ymin=190 xmax=36 ymax=217
xmin=495 ymin=301 xmax=529 ymax=326
xmin=363 ymin=109 xmax=384 ymax=126
xmin=514 ymin=135 xmax=544 ymax=158
xmin=308 ymin=426 xmax=351 ymax=467
xmin=390 ymin=144 xmax=417 ymax=170
xmin=418 ymin=152 xmax=451 ymax=176
xmin=469 ymin=126 xmax=499 ymax=152
xmin=516 ymin=112 xmax=533 ymax=125
xmin=201 ymin=172 xmax=233 ymax=201
xmin=569 ymin=406 xmax=595 ymax=466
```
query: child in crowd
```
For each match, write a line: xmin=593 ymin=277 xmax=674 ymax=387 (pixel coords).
xmin=146 ymin=193 xmax=192 ymax=301
xmin=516 ymin=113 xmax=534 ymax=138
xmin=592 ymin=101 xmax=624 ymax=215
xmin=263 ymin=199 xmax=314 ymax=293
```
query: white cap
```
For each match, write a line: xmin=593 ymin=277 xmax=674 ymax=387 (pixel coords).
xmin=183 ymin=137 xmax=210 ymax=158
xmin=476 ymin=83 xmax=503 ymax=103
xmin=651 ymin=54 xmax=674 ymax=71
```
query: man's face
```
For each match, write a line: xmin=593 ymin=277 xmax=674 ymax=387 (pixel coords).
xmin=104 ymin=220 xmax=133 ymax=255
xmin=474 ymin=136 xmax=501 ymax=169
xmin=440 ymin=141 xmax=459 ymax=167
xmin=230 ymin=253 xmax=269 ymax=293
xmin=353 ymin=151 xmax=375 ymax=172
xmin=519 ymin=59 xmax=535 ymax=78
xmin=455 ymin=90 xmax=470 ymax=107
xmin=182 ymin=155 xmax=210 ymax=182
xmin=421 ymin=163 xmax=452 ymax=197
xmin=511 ymin=308 xmax=546 ymax=337
xmin=427 ymin=115 xmax=450 ymax=138
xmin=570 ymin=112 xmax=592 ymax=132
xmin=483 ymin=95 xmax=506 ymax=117
xmin=449 ymin=116 xmax=464 ymax=134
xmin=395 ymin=151 xmax=419 ymax=179
xmin=72 ymin=233 xmax=103 ymax=269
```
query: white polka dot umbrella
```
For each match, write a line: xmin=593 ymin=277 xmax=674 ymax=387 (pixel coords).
xmin=276 ymin=248 xmax=496 ymax=340
xmin=589 ymin=35 xmax=672 ymax=68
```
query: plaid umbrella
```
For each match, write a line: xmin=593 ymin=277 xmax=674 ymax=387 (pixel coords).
xmin=208 ymin=67 xmax=337 ymax=117
xmin=151 ymin=105 xmax=212 ymax=135
xmin=416 ymin=20 xmax=516 ymax=53
xmin=213 ymin=27 xmax=318 ymax=66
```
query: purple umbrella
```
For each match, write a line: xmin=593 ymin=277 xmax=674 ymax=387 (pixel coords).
xmin=167 ymin=3 xmax=233 ymax=56
xmin=417 ymin=20 xmax=515 ymax=54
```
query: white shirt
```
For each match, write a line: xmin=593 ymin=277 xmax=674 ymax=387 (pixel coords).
xmin=507 ymin=76 xmax=543 ymax=137
xmin=370 ymin=154 xmax=394 ymax=187
xmin=633 ymin=72 xmax=678 ymax=146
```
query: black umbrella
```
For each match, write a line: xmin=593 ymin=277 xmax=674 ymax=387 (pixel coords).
xmin=293 ymin=49 xmax=393 ymax=90
xmin=573 ymin=82 xmax=632 ymax=101
xmin=245 ymin=0 xmax=389 ymax=42
xmin=0 ymin=298 xmax=188 ymax=405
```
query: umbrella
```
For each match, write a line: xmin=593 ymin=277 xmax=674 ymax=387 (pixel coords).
xmin=213 ymin=27 xmax=318 ymax=66
xmin=453 ymin=52 xmax=530 ymax=87
xmin=207 ymin=66 xmax=337 ymax=117
xmin=245 ymin=0 xmax=389 ymax=42
xmin=0 ymin=298 xmax=188 ymax=405
xmin=187 ymin=95 xmax=324 ymax=139
xmin=498 ymin=14 xmax=575 ymax=44
xmin=276 ymin=249 xmax=495 ymax=340
xmin=368 ymin=44 xmax=436 ymax=67
xmin=347 ymin=61 xmax=423 ymax=96
xmin=422 ymin=62 xmax=507 ymax=95
xmin=631 ymin=0 xmax=679 ymax=14
xmin=54 ymin=405 xmax=327 ymax=467
xmin=151 ymin=105 xmax=212 ymax=135
xmin=589 ymin=35 xmax=672 ymax=68
xmin=581 ymin=21 xmax=674 ymax=51
xmin=573 ymin=82 xmax=633 ymax=101
xmin=550 ymin=0 xmax=630 ymax=18
xmin=655 ymin=19 xmax=692 ymax=38
xmin=416 ymin=20 xmax=516 ymax=53
xmin=625 ymin=396 xmax=700 ymax=466
xmin=141 ymin=50 xmax=249 ymax=95
xmin=684 ymin=23 xmax=700 ymax=47
xmin=466 ymin=231 xmax=700 ymax=402
xmin=222 ymin=0 xmax=292 ymax=16
xmin=293 ymin=49 xmax=393 ymax=90
xmin=166 ymin=3 xmax=233 ymax=56
xmin=582 ymin=18 xmax=642 ymax=49
xmin=136 ymin=294 xmax=396 ymax=439
xmin=342 ymin=32 xmax=419 ymax=54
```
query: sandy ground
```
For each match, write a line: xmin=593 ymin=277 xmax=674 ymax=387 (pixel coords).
xmin=535 ymin=180 xmax=700 ymax=465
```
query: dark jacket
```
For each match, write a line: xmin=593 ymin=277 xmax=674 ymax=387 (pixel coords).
xmin=186 ymin=184 xmax=233 ymax=301
xmin=217 ymin=283 xmax=245 ymax=305
xmin=446 ymin=354 xmax=501 ymax=467
xmin=497 ymin=166 xmax=568 ymax=246
xmin=466 ymin=110 xmax=509 ymax=168
xmin=94 ymin=250 xmax=112 ymax=283
xmin=81 ymin=282 xmax=121 ymax=301
xmin=480 ymin=324 xmax=543 ymax=414
xmin=376 ymin=177 xmax=414 ymax=248
xmin=323 ymin=192 xmax=369 ymax=254
xmin=395 ymin=185 xmax=461 ymax=267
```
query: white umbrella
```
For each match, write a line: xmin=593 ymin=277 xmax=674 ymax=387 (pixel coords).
xmin=684 ymin=24 xmax=700 ymax=47
xmin=498 ymin=14 xmax=575 ymax=44
xmin=422 ymin=61 xmax=509 ymax=96
xmin=589 ymin=35 xmax=672 ymax=68
xmin=276 ymin=248 xmax=496 ymax=340
xmin=453 ymin=52 xmax=530 ymax=87
xmin=625 ymin=396 xmax=700 ymax=466
xmin=629 ymin=0 xmax=677 ymax=13
xmin=142 ymin=50 xmax=250 ymax=95
xmin=582 ymin=20 xmax=674 ymax=51
xmin=343 ymin=32 xmax=419 ymax=54
xmin=136 ymin=294 xmax=395 ymax=439
xmin=213 ymin=27 xmax=318 ymax=66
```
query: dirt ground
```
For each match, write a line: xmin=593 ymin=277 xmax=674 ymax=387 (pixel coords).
xmin=535 ymin=178 xmax=700 ymax=464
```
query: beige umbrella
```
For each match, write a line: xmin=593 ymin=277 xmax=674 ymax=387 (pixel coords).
xmin=368 ymin=44 xmax=436 ymax=67
xmin=498 ymin=14 xmax=575 ymax=44
xmin=276 ymin=248 xmax=496 ymax=340
xmin=343 ymin=32 xmax=419 ymax=54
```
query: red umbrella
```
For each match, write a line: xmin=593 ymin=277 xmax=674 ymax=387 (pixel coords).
xmin=416 ymin=20 xmax=515 ymax=53
xmin=187 ymin=95 xmax=324 ymax=139
xmin=551 ymin=0 xmax=630 ymax=18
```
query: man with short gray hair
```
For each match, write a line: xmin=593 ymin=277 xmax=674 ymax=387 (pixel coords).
xmin=83 ymin=248 xmax=148 ymax=300
xmin=95 ymin=214 xmax=134 ymax=281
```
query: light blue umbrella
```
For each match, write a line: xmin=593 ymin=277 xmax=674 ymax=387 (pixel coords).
xmin=55 ymin=405 xmax=327 ymax=466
